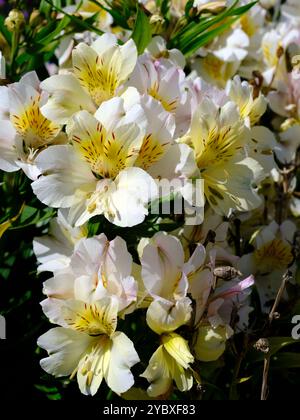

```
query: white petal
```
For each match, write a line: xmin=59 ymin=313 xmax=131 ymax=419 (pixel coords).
xmin=41 ymin=74 xmax=96 ymax=124
xmin=38 ymin=327 xmax=94 ymax=377
xmin=146 ymin=298 xmax=192 ymax=335
xmin=107 ymin=332 xmax=140 ymax=394
xmin=32 ymin=145 xmax=96 ymax=208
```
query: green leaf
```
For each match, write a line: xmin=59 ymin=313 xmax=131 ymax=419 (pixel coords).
xmin=169 ymin=0 xmax=257 ymax=56
xmin=39 ymin=0 xmax=54 ymax=16
xmin=87 ymin=219 xmax=102 ymax=238
xmin=132 ymin=8 xmax=152 ymax=55
xmin=89 ymin=0 xmax=131 ymax=29
xmin=44 ymin=0 xmax=104 ymax=36
xmin=271 ymin=353 xmax=300 ymax=369
xmin=35 ymin=15 xmax=71 ymax=45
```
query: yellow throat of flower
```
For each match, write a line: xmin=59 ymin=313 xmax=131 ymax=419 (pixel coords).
xmin=254 ymin=239 xmax=294 ymax=272
xmin=66 ymin=303 xmax=117 ymax=337
xmin=11 ymin=95 xmax=60 ymax=148
xmin=196 ymin=125 xmax=243 ymax=169
xmin=148 ymin=82 xmax=178 ymax=113
xmin=74 ymin=55 xmax=120 ymax=106
xmin=72 ymin=123 xmax=139 ymax=179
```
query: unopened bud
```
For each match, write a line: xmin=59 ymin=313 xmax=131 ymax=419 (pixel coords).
xmin=196 ymin=1 xmax=226 ymax=15
xmin=150 ymin=15 xmax=165 ymax=35
xmin=213 ymin=266 xmax=242 ymax=281
xmin=5 ymin=9 xmax=26 ymax=32
xmin=29 ymin=10 xmax=43 ymax=28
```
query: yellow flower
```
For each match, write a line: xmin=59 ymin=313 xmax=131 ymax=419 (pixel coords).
xmin=141 ymin=333 xmax=194 ymax=397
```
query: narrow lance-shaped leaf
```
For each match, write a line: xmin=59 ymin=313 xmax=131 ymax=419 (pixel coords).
xmin=132 ymin=7 xmax=152 ymax=55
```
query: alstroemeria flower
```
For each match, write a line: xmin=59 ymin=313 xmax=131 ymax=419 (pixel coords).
xmin=32 ymin=93 xmax=158 ymax=227
xmin=40 ymin=33 xmax=137 ymax=124
xmin=226 ymin=76 xmax=267 ymax=127
xmin=238 ymin=221 xmax=296 ymax=312
xmin=38 ymin=297 xmax=140 ymax=396
xmin=41 ymin=233 xmax=138 ymax=312
xmin=192 ymin=28 xmax=249 ymax=88
xmin=141 ymin=332 xmax=194 ymax=397
xmin=64 ymin=0 xmax=113 ymax=31
xmin=139 ymin=232 xmax=214 ymax=333
xmin=181 ymin=98 xmax=264 ymax=216
xmin=207 ymin=276 xmax=255 ymax=331
xmin=226 ymin=76 xmax=277 ymax=172
xmin=127 ymin=54 xmax=192 ymax=136
xmin=0 ymin=71 xmax=65 ymax=179
xmin=145 ymin=36 xmax=186 ymax=69
xmin=33 ymin=209 xmax=88 ymax=274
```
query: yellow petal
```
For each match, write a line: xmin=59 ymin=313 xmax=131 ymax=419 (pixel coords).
xmin=0 ymin=203 xmax=25 ymax=239
xmin=162 ymin=332 xmax=194 ymax=369
xmin=194 ymin=325 xmax=227 ymax=362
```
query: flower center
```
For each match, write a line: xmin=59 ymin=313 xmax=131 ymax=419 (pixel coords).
xmin=254 ymin=239 xmax=294 ymax=272
xmin=66 ymin=303 xmax=117 ymax=337
xmin=196 ymin=125 xmax=243 ymax=169
xmin=72 ymin=123 xmax=139 ymax=179
xmin=11 ymin=95 xmax=60 ymax=148
xmin=74 ymin=55 xmax=120 ymax=106
xmin=148 ymin=82 xmax=178 ymax=113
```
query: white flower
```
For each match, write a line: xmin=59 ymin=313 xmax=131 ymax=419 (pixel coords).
xmin=41 ymin=233 xmax=138 ymax=312
xmin=192 ymin=28 xmax=249 ymax=88
xmin=139 ymin=232 xmax=188 ymax=302
xmin=213 ymin=28 xmax=249 ymax=63
xmin=226 ymin=76 xmax=267 ymax=127
xmin=145 ymin=36 xmax=186 ymax=69
xmin=41 ymin=33 xmax=137 ymax=124
xmin=33 ymin=210 xmax=88 ymax=274
xmin=38 ymin=297 xmax=140 ymax=396
xmin=139 ymin=232 xmax=214 ymax=333
xmin=181 ymin=98 xmax=264 ymax=216
xmin=132 ymin=93 xmax=182 ymax=181
xmin=127 ymin=54 xmax=192 ymax=136
xmin=238 ymin=221 xmax=296 ymax=312
xmin=32 ymin=94 xmax=158 ymax=227
xmin=0 ymin=71 xmax=65 ymax=179
xmin=207 ymin=276 xmax=255 ymax=331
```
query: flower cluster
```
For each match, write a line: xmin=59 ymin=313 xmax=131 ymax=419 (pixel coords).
xmin=0 ymin=0 xmax=299 ymax=399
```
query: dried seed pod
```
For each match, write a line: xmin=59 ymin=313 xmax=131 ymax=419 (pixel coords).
xmin=254 ymin=338 xmax=270 ymax=354
xmin=213 ymin=266 xmax=242 ymax=281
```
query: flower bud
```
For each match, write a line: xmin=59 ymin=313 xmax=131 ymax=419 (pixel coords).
xmin=29 ymin=10 xmax=43 ymax=28
xmin=4 ymin=9 xmax=26 ymax=32
xmin=194 ymin=325 xmax=228 ymax=362
xmin=150 ymin=15 xmax=165 ymax=35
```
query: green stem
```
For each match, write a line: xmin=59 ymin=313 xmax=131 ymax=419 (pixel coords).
xmin=10 ymin=29 xmax=20 ymax=79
